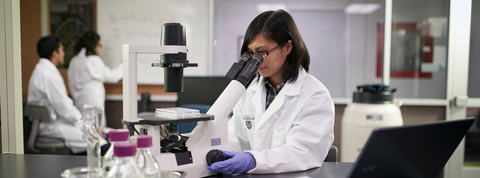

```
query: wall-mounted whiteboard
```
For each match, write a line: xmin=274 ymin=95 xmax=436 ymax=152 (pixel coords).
xmin=97 ymin=0 xmax=211 ymax=84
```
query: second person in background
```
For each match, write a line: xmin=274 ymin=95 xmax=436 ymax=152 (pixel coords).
xmin=68 ymin=31 xmax=123 ymax=128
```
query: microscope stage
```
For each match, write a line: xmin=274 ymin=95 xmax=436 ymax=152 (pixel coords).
xmin=123 ymin=112 xmax=214 ymax=126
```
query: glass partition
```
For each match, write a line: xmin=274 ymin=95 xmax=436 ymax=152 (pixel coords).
xmin=468 ymin=0 xmax=480 ymax=98
xmin=465 ymin=108 xmax=480 ymax=167
xmin=465 ymin=0 xmax=480 ymax=168
xmin=389 ymin=0 xmax=449 ymax=99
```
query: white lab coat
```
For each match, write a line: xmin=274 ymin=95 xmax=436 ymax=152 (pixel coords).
xmin=228 ymin=67 xmax=335 ymax=174
xmin=68 ymin=48 xmax=123 ymax=128
xmin=27 ymin=58 xmax=107 ymax=153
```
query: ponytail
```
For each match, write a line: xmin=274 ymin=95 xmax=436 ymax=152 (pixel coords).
xmin=74 ymin=31 xmax=100 ymax=56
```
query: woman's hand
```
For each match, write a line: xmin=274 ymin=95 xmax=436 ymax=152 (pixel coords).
xmin=207 ymin=150 xmax=256 ymax=174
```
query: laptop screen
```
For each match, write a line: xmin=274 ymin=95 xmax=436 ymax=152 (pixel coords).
xmin=347 ymin=118 xmax=475 ymax=178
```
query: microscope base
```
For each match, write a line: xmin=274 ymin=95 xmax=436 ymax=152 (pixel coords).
xmin=157 ymin=144 xmax=230 ymax=178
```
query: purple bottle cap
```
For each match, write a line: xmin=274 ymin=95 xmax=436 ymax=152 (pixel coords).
xmin=108 ymin=129 xmax=129 ymax=142
xmin=113 ymin=143 xmax=137 ymax=157
xmin=136 ymin=135 xmax=153 ymax=148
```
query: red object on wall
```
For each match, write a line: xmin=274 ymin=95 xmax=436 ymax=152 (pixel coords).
xmin=376 ymin=22 xmax=433 ymax=78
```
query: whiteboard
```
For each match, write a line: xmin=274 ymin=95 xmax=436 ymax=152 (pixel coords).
xmin=97 ymin=0 xmax=211 ymax=84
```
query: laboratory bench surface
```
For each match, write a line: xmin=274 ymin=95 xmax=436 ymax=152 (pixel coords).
xmin=0 ymin=154 xmax=353 ymax=178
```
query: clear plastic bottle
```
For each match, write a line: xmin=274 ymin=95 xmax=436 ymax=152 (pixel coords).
xmin=102 ymin=129 xmax=129 ymax=173
xmin=105 ymin=143 xmax=144 ymax=178
xmin=134 ymin=135 xmax=161 ymax=178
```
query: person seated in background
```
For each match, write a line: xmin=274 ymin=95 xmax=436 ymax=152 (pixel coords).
xmin=68 ymin=31 xmax=123 ymax=129
xmin=27 ymin=35 xmax=109 ymax=155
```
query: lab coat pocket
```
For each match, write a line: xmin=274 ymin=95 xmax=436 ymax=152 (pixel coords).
xmin=271 ymin=129 xmax=286 ymax=148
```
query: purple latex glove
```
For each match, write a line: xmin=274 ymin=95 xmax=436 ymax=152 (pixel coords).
xmin=207 ymin=150 xmax=256 ymax=174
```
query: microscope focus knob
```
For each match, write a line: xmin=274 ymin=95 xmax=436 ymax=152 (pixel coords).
xmin=206 ymin=149 xmax=226 ymax=166
xmin=160 ymin=138 xmax=169 ymax=147
xmin=168 ymin=134 xmax=181 ymax=142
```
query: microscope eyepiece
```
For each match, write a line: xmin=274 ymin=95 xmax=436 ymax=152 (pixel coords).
xmin=241 ymin=52 xmax=252 ymax=62
xmin=252 ymin=53 xmax=263 ymax=64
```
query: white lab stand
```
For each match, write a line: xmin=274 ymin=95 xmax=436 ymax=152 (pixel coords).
xmin=122 ymin=44 xmax=243 ymax=178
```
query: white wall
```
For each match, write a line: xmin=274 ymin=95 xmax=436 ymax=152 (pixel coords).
xmin=212 ymin=0 xmax=259 ymax=77
xmin=293 ymin=10 xmax=347 ymax=97
xmin=344 ymin=0 xmax=384 ymax=97
xmin=97 ymin=0 xmax=212 ymax=84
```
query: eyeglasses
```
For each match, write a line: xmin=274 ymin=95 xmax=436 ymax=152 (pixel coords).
xmin=249 ymin=45 xmax=279 ymax=58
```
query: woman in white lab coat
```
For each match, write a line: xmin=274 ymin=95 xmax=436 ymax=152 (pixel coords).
xmin=68 ymin=32 xmax=123 ymax=128
xmin=207 ymin=9 xmax=335 ymax=174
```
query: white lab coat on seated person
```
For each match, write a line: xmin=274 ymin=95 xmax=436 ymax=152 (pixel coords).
xmin=68 ymin=48 xmax=123 ymax=128
xmin=27 ymin=58 xmax=107 ymax=154
xmin=228 ymin=67 xmax=335 ymax=174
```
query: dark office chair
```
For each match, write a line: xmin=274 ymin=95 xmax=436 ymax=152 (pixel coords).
xmin=27 ymin=104 xmax=67 ymax=154
xmin=139 ymin=92 xmax=154 ymax=113
xmin=324 ymin=145 xmax=339 ymax=162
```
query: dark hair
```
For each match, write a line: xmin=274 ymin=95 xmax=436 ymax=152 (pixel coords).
xmin=74 ymin=31 xmax=100 ymax=56
xmin=241 ymin=9 xmax=310 ymax=83
xmin=37 ymin=35 xmax=61 ymax=60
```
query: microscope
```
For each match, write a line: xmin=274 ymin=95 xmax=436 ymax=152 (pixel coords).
xmin=122 ymin=23 xmax=262 ymax=178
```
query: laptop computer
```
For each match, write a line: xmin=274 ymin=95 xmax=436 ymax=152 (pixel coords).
xmin=346 ymin=118 xmax=475 ymax=178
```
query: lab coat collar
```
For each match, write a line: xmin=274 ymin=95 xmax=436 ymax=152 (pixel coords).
xmin=253 ymin=67 xmax=307 ymax=132
xmin=250 ymin=76 xmax=265 ymax=121
xmin=249 ymin=76 xmax=263 ymax=92
xmin=282 ymin=67 xmax=306 ymax=97
xmin=250 ymin=67 xmax=306 ymax=95
xmin=39 ymin=58 xmax=58 ymax=70
xmin=79 ymin=47 xmax=87 ymax=57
